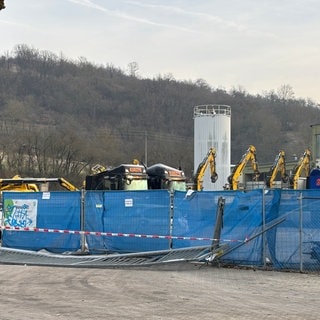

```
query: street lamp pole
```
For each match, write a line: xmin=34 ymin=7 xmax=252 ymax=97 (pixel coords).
xmin=144 ymin=131 xmax=148 ymax=166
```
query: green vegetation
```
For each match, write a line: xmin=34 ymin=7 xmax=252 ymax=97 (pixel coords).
xmin=0 ymin=44 xmax=319 ymax=186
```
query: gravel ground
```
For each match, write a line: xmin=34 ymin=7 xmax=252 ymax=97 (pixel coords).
xmin=0 ymin=262 xmax=319 ymax=320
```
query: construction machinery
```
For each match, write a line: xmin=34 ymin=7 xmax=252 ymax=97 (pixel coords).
xmin=191 ymin=147 xmax=218 ymax=191
xmin=91 ymin=164 xmax=107 ymax=174
xmin=227 ymin=145 xmax=260 ymax=190
xmin=47 ymin=177 xmax=79 ymax=191
xmin=289 ymin=149 xmax=311 ymax=189
xmin=146 ymin=163 xmax=187 ymax=191
xmin=0 ymin=175 xmax=39 ymax=192
xmin=266 ymin=150 xmax=289 ymax=188
xmin=0 ymin=176 xmax=79 ymax=192
xmin=85 ymin=163 xmax=148 ymax=191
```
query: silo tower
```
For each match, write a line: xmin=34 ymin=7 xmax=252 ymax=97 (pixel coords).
xmin=194 ymin=105 xmax=231 ymax=191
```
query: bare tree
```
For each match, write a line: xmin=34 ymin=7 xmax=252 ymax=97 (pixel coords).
xmin=277 ymin=84 xmax=295 ymax=100
xmin=127 ymin=61 xmax=139 ymax=77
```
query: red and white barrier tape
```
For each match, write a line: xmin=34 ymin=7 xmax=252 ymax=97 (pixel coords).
xmin=0 ymin=225 xmax=245 ymax=243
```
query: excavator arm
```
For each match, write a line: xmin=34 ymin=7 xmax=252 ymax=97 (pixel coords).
xmin=266 ymin=150 xmax=288 ymax=188
xmin=57 ymin=178 xmax=79 ymax=191
xmin=290 ymin=149 xmax=311 ymax=189
xmin=227 ymin=145 xmax=260 ymax=190
xmin=193 ymin=147 xmax=218 ymax=191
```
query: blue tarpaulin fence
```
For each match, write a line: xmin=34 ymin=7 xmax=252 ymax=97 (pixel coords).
xmin=2 ymin=189 xmax=320 ymax=271
xmin=2 ymin=191 xmax=81 ymax=253
xmin=84 ymin=190 xmax=171 ymax=253
xmin=173 ymin=189 xmax=280 ymax=266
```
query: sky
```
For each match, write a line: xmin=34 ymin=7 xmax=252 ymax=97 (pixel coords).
xmin=1 ymin=0 xmax=320 ymax=103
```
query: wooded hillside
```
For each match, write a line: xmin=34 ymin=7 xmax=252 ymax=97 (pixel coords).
xmin=0 ymin=44 xmax=319 ymax=185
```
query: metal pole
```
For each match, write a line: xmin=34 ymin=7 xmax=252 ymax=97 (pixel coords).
xmin=212 ymin=197 xmax=225 ymax=249
xmin=80 ymin=189 xmax=86 ymax=253
xmin=169 ymin=191 xmax=174 ymax=249
xmin=262 ymin=188 xmax=266 ymax=268
xmin=299 ymin=192 xmax=303 ymax=272
xmin=145 ymin=131 xmax=148 ymax=166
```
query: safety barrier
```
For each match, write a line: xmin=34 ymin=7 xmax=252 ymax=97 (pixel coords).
xmin=1 ymin=188 xmax=320 ymax=272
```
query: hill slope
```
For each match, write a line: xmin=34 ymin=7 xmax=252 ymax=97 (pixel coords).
xmin=0 ymin=45 xmax=319 ymax=184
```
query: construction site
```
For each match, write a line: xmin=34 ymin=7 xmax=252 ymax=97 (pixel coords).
xmin=0 ymin=43 xmax=318 ymax=315
xmin=0 ymin=104 xmax=320 ymax=272
xmin=1 ymin=105 xmax=320 ymax=320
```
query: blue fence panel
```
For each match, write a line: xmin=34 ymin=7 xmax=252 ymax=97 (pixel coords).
xmin=84 ymin=191 xmax=107 ymax=253
xmin=84 ymin=190 xmax=171 ymax=253
xmin=271 ymin=189 xmax=320 ymax=271
xmin=262 ymin=189 xmax=281 ymax=267
xmin=268 ymin=190 xmax=300 ymax=269
xmin=173 ymin=189 xmax=268 ymax=265
xmin=218 ymin=189 xmax=264 ymax=265
xmin=172 ymin=190 xmax=223 ymax=248
xmin=1 ymin=191 xmax=81 ymax=253
xmin=300 ymin=190 xmax=320 ymax=271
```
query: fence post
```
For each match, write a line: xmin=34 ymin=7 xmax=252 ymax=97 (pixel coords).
xmin=299 ymin=192 xmax=303 ymax=272
xmin=262 ymin=188 xmax=266 ymax=268
xmin=212 ymin=196 xmax=225 ymax=250
xmin=80 ymin=189 xmax=87 ymax=253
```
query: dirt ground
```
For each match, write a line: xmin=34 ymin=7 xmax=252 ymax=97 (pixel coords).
xmin=0 ymin=262 xmax=319 ymax=320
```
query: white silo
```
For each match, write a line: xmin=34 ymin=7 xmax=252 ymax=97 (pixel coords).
xmin=194 ymin=105 xmax=231 ymax=191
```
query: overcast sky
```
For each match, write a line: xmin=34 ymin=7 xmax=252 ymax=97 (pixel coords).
xmin=1 ymin=0 xmax=320 ymax=102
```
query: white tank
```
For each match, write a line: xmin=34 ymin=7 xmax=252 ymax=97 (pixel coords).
xmin=194 ymin=105 xmax=231 ymax=191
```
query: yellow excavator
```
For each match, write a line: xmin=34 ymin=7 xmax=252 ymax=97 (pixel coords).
xmin=192 ymin=147 xmax=218 ymax=191
xmin=266 ymin=150 xmax=289 ymax=188
xmin=227 ymin=145 xmax=260 ymax=190
xmin=290 ymin=149 xmax=311 ymax=189
xmin=0 ymin=176 xmax=79 ymax=192
xmin=0 ymin=175 xmax=39 ymax=192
